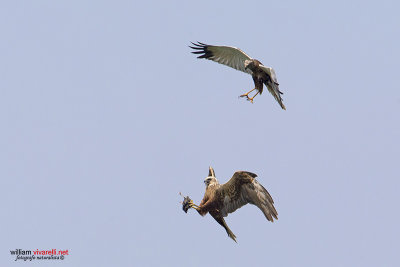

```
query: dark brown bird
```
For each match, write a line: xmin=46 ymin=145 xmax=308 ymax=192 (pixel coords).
xmin=190 ymin=42 xmax=286 ymax=109
xmin=187 ymin=167 xmax=278 ymax=242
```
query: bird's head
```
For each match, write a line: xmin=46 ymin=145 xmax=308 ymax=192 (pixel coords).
xmin=204 ymin=166 xmax=219 ymax=187
xmin=244 ymin=59 xmax=252 ymax=70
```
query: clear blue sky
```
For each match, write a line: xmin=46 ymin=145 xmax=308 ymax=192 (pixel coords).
xmin=1 ymin=0 xmax=399 ymax=266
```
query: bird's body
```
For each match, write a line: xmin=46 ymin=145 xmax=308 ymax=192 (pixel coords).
xmin=190 ymin=42 xmax=286 ymax=109
xmin=187 ymin=167 xmax=278 ymax=242
xmin=247 ymin=59 xmax=269 ymax=96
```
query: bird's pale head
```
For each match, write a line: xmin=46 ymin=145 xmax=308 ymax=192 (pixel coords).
xmin=204 ymin=176 xmax=219 ymax=187
xmin=204 ymin=166 xmax=219 ymax=187
xmin=244 ymin=59 xmax=252 ymax=70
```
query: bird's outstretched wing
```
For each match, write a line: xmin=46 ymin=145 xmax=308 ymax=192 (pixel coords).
xmin=260 ymin=65 xmax=286 ymax=110
xmin=217 ymin=171 xmax=278 ymax=222
xmin=190 ymin=42 xmax=253 ymax=75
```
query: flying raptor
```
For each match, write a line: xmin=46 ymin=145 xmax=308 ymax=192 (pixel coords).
xmin=190 ymin=42 xmax=286 ymax=109
xmin=184 ymin=167 xmax=278 ymax=242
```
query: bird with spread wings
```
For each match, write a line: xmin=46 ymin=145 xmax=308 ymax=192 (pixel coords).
xmin=190 ymin=42 xmax=286 ymax=109
xmin=183 ymin=167 xmax=278 ymax=242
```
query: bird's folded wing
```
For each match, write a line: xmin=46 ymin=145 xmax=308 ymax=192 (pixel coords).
xmin=190 ymin=42 xmax=253 ymax=75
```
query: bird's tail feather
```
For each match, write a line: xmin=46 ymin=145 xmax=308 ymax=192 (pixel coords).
xmin=214 ymin=216 xmax=237 ymax=242
xmin=224 ymin=223 xmax=237 ymax=242
xmin=266 ymin=82 xmax=286 ymax=110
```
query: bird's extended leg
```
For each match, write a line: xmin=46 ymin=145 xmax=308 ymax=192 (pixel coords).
xmin=239 ymin=88 xmax=256 ymax=99
xmin=189 ymin=200 xmax=201 ymax=211
xmin=247 ymin=91 xmax=260 ymax=103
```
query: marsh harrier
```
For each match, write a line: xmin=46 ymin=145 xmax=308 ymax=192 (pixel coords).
xmin=190 ymin=42 xmax=286 ymax=109
xmin=184 ymin=167 xmax=278 ymax=242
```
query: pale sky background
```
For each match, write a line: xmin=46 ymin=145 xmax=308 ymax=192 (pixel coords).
xmin=1 ymin=0 xmax=399 ymax=266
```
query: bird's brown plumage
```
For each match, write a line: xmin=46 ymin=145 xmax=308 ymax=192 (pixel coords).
xmin=192 ymin=167 xmax=278 ymax=242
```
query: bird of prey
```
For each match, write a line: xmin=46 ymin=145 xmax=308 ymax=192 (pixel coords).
xmin=186 ymin=167 xmax=278 ymax=242
xmin=190 ymin=42 xmax=286 ymax=109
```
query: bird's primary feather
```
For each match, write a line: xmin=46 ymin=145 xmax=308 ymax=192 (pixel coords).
xmin=190 ymin=42 xmax=253 ymax=75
